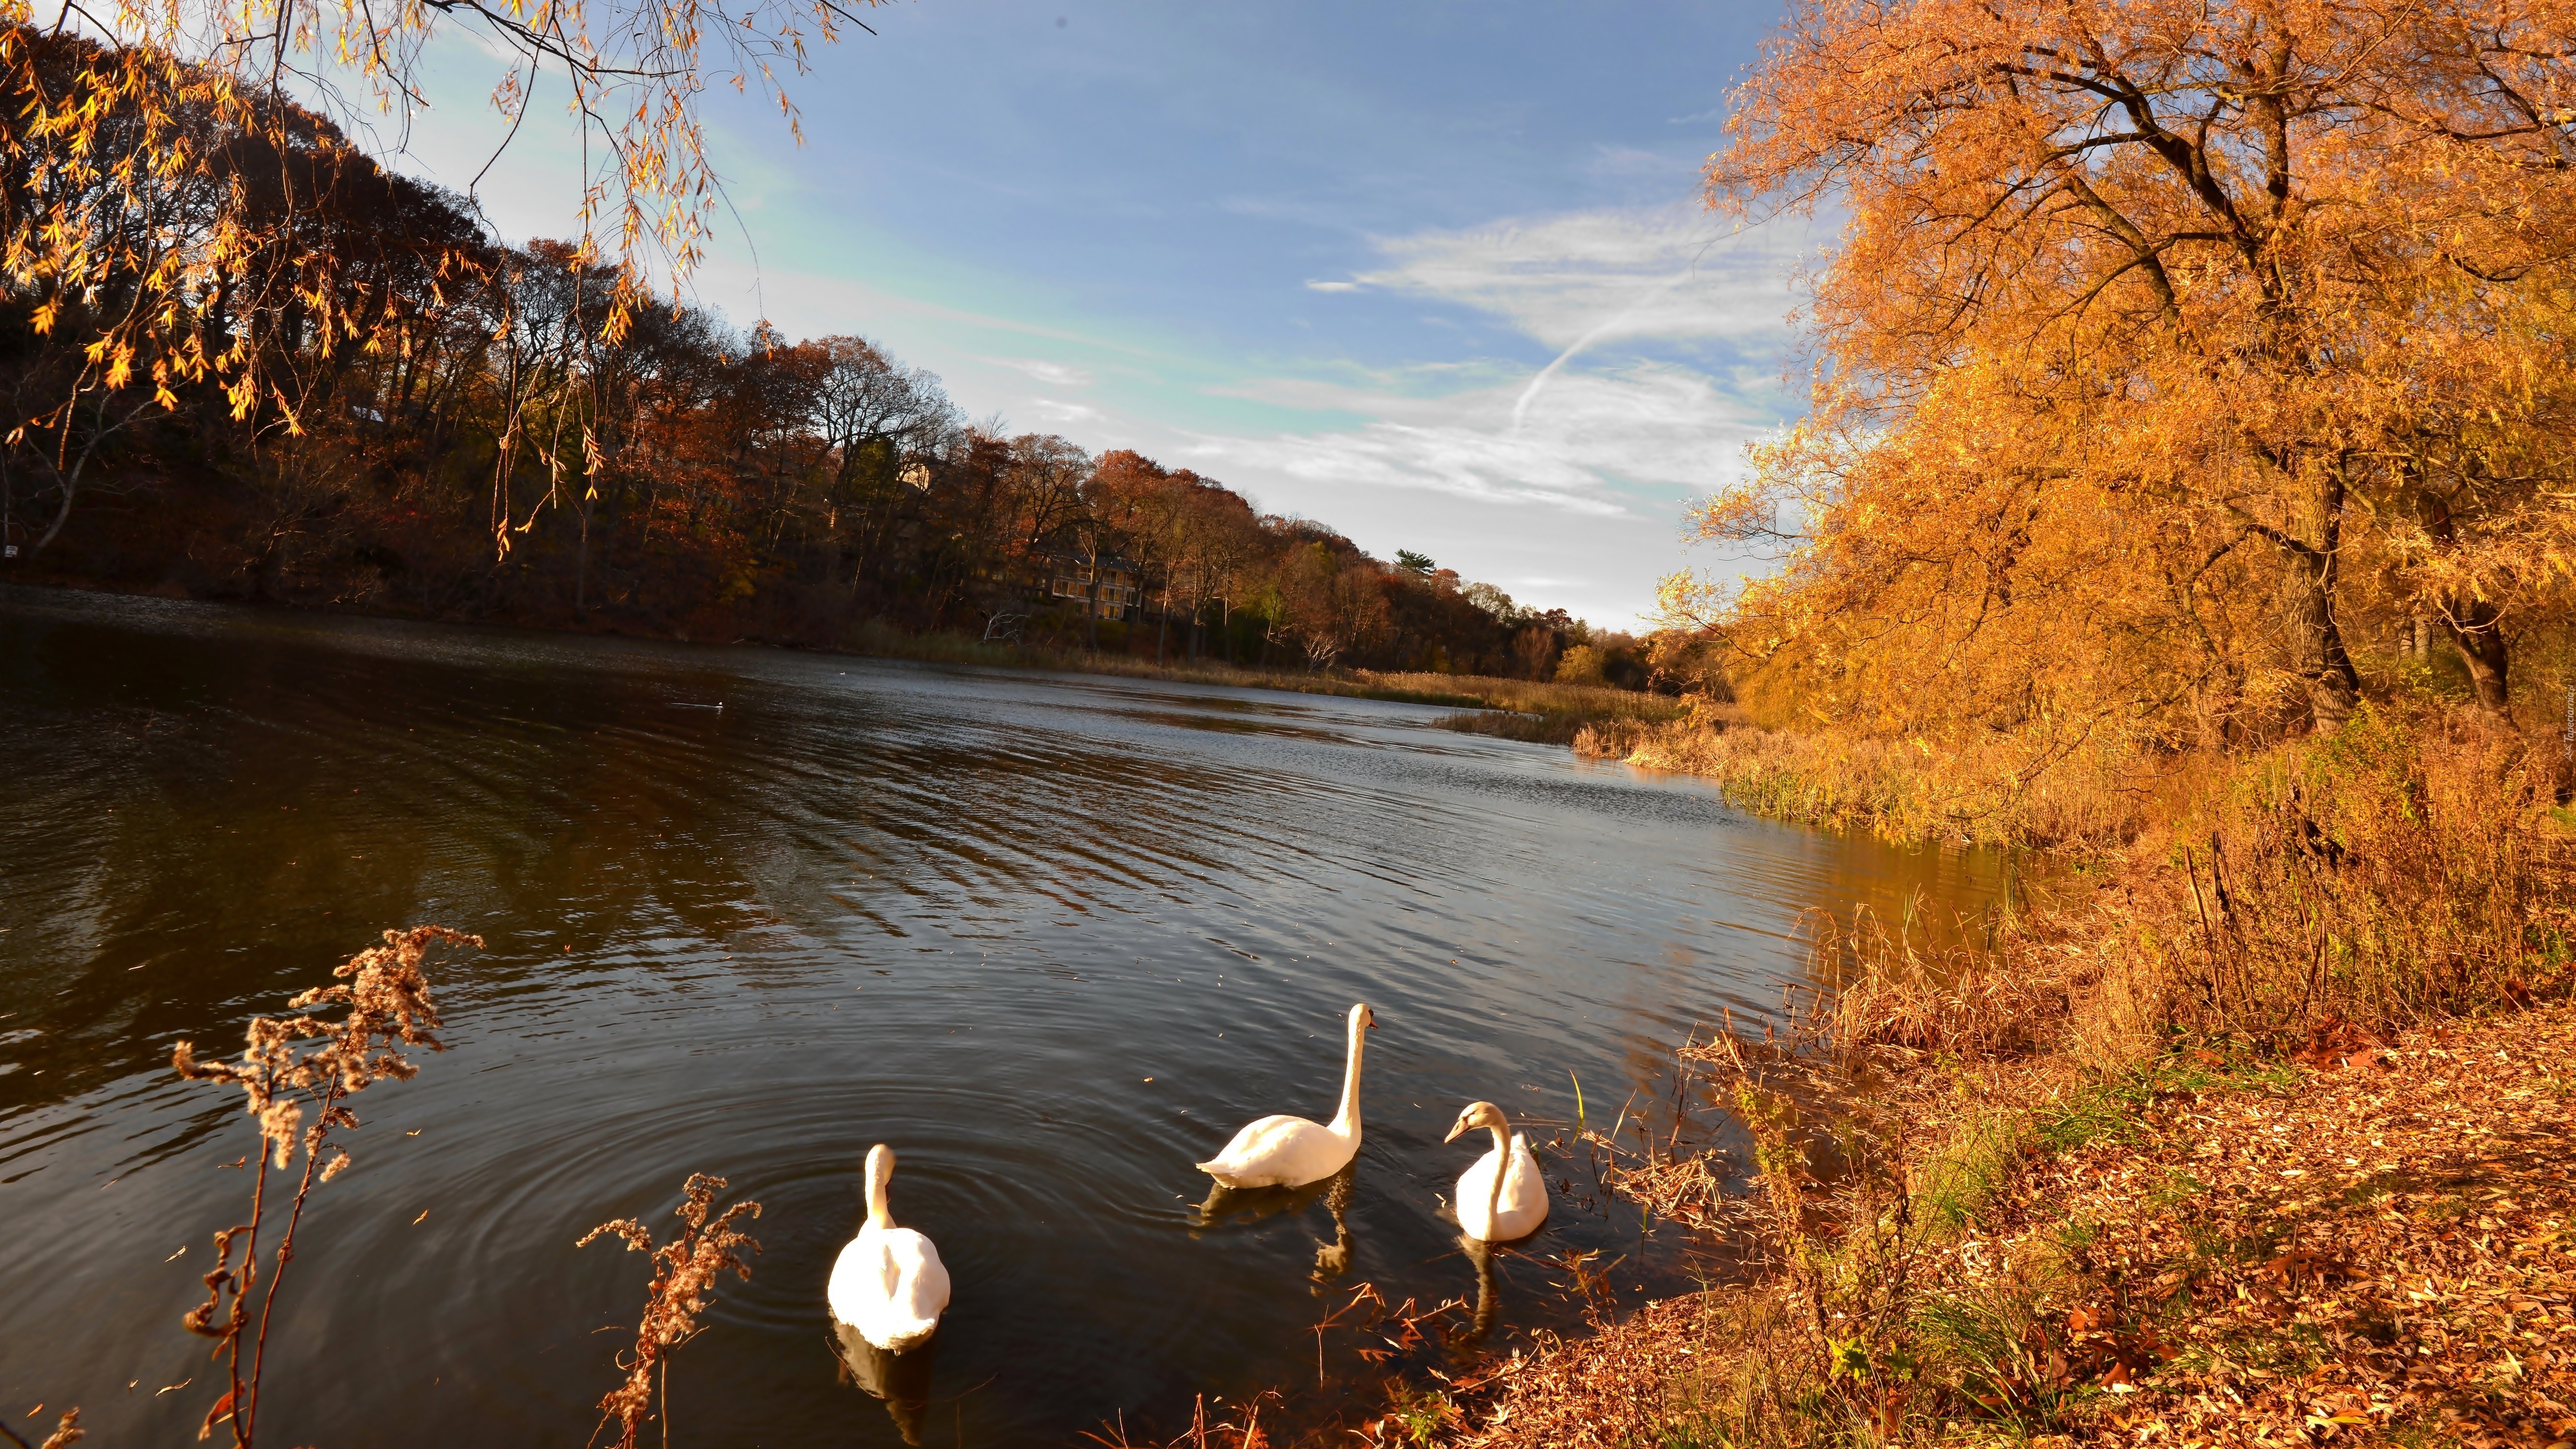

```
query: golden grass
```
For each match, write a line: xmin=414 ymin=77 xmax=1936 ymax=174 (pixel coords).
xmin=1597 ymin=699 xmax=2575 ymax=1035
xmin=1576 ymin=706 xmax=2149 ymax=849
xmin=1431 ymin=680 xmax=1689 ymax=745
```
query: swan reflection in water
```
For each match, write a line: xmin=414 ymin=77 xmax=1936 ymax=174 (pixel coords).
xmin=830 ymin=1319 xmax=937 ymax=1446
xmin=1459 ymin=1236 xmax=1501 ymax=1344
xmin=1190 ymin=1161 xmax=1359 ymax=1285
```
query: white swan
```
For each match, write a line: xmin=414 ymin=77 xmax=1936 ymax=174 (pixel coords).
xmin=1447 ymin=1101 xmax=1548 ymax=1243
xmin=1196 ymin=1003 xmax=1376 ymax=1189
xmin=827 ymin=1145 xmax=951 ymax=1353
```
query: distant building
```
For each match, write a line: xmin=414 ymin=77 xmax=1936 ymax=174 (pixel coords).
xmin=1041 ymin=552 xmax=1140 ymax=621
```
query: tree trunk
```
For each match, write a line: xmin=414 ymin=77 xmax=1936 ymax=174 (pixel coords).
xmin=2442 ymin=597 xmax=2511 ymax=714
xmin=2293 ymin=466 xmax=2361 ymax=734
xmin=2298 ymin=569 xmax=2361 ymax=731
xmin=2418 ymin=492 xmax=2510 ymax=717
xmin=31 ymin=455 xmax=85 ymax=555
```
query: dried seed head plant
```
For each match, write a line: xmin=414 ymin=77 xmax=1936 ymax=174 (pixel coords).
xmin=0 ymin=1406 xmax=85 ymax=1449
xmin=579 ymin=1173 xmax=763 ymax=1449
xmin=171 ymin=924 xmax=481 ymax=1447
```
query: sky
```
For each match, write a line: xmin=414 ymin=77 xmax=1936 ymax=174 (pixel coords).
xmin=388 ymin=0 xmax=1816 ymax=630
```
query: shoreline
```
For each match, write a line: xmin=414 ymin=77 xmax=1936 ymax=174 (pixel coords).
xmin=0 ymin=576 xmax=1683 ymax=733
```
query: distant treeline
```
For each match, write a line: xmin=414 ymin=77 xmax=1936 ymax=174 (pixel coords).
xmin=0 ymin=29 xmax=1671 ymax=685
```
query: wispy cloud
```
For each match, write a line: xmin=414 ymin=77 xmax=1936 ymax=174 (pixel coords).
xmin=1031 ymin=398 xmax=1104 ymax=425
xmin=1303 ymin=279 xmax=1361 ymax=293
xmin=1189 ymin=204 xmax=1810 ymax=522
xmin=987 ymin=356 xmax=1094 ymax=387
xmin=1188 ymin=360 xmax=1771 ymax=518
xmin=1357 ymin=204 xmax=1814 ymax=352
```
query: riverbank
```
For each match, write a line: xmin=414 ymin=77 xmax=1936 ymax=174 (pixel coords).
xmin=1385 ymin=701 xmax=2576 ymax=1448
xmin=2 ymin=579 xmax=1681 ymax=740
xmin=1439 ymin=998 xmax=2576 ymax=1447
xmin=657 ymin=619 xmax=1691 ymax=741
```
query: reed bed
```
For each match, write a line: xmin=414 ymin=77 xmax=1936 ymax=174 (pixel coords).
xmin=1421 ymin=678 xmax=1687 ymax=746
xmin=1577 ymin=710 xmax=2156 ymax=850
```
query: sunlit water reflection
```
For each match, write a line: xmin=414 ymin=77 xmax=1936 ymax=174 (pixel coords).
xmin=0 ymin=588 xmax=2011 ymax=1444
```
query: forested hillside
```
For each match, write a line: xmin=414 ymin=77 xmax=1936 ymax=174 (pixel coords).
xmin=1 ymin=28 xmax=1639 ymax=681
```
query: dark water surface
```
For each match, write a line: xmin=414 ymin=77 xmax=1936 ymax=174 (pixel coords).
xmin=0 ymin=589 xmax=2010 ymax=1445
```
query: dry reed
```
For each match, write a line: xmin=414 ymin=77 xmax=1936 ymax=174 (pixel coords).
xmin=1081 ymin=1391 xmax=1283 ymax=1449
xmin=1577 ymin=704 xmax=2154 ymax=849
xmin=1428 ymin=677 xmax=1686 ymax=747
xmin=1790 ymin=897 xmax=2115 ymax=1071
xmin=171 ymin=925 xmax=481 ymax=1447
xmin=0 ymin=1408 xmax=85 ymax=1449
xmin=2166 ymin=705 xmax=2575 ymax=1031
xmin=579 ymin=1174 xmax=764 ymax=1449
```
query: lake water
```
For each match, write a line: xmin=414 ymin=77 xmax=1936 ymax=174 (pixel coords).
xmin=0 ymin=588 xmax=2010 ymax=1446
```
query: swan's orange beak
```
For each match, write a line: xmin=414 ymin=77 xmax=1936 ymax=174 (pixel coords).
xmin=1443 ymin=1118 xmax=1469 ymax=1143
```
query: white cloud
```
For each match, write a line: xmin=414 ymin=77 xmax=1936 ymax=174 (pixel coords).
xmin=1303 ymin=280 xmax=1361 ymax=293
xmin=987 ymin=357 xmax=1094 ymax=387
xmin=1185 ymin=360 xmax=1772 ymax=519
xmin=1031 ymin=398 xmax=1104 ymax=425
xmin=1356 ymin=204 xmax=1816 ymax=352
xmin=1178 ymin=204 xmax=1811 ymax=526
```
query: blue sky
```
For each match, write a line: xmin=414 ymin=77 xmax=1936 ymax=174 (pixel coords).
xmin=396 ymin=1 xmax=1813 ymax=629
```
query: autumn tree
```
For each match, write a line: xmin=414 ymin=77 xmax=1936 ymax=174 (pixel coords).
xmin=1675 ymin=0 xmax=2576 ymax=746
xmin=1088 ymin=449 xmax=1187 ymax=658
xmin=986 ymin=433 xmax=1083 ymax=562
xmin=1270 ymin=540 xmax=1391 ymax=670
xmin=812 ymin=335 xmax=953 ymax=581
xmin=1 ymin=0 xmax=864 ymax=551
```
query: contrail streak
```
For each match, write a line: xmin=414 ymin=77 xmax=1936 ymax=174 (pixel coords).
xmin=1508 ymin=269 xmax=1696 ymax=433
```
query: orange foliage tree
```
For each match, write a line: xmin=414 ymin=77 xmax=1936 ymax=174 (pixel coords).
xmin=1670 ymin=0 xmax=2576 ymax=758
xmin=1 ymin=0 xmax=865 ymax=550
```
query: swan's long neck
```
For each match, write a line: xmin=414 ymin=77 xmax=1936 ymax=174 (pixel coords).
xmin=1327 ymin=1014 xmax=1366 ymax=1136
xmin=865 ymin=1165 xmax=894 ymax=1229
xmin=1485 ymin=1124 xmax=1513 ymax=1221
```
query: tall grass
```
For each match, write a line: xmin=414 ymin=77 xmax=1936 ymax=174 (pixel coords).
xmin=1577 ymin=705 xmax=2152 ymax=849
xmin=1426 ymin=677 xmax=1688 ymax=745
xmin=1602 ymin=698 xmax=2574 ymax=1039
xmin=2168 ymin=706 xmax=2575 ymax=1030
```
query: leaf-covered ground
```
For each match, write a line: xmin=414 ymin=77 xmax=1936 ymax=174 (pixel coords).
xmin=1435 ymin=1002 xmax=2576 ymax=1448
